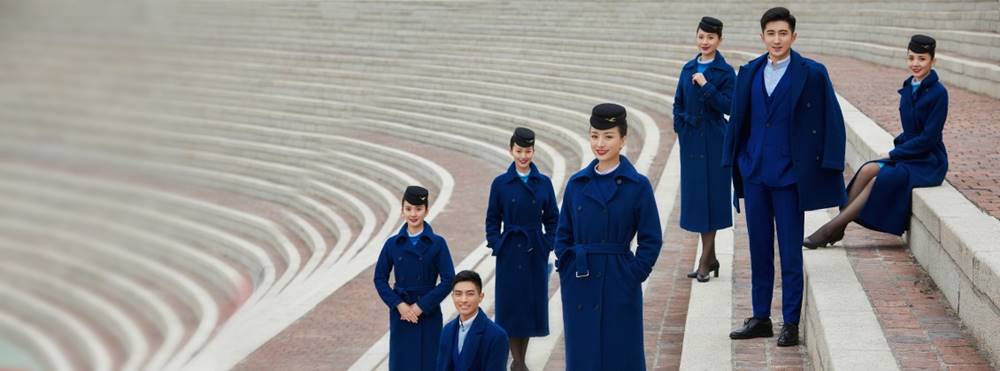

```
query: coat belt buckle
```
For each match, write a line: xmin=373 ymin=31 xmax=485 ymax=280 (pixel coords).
xmin=575 ymin=270 xmax=590 ymax=278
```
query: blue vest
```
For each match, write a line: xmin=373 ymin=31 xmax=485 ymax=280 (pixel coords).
xmin=739 ymin=62 xmax=797 ymax=186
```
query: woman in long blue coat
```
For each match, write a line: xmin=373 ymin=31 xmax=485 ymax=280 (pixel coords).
xmin=804 ymin=34 xmax=948 ymax=246
xmin=484 ymin=127 xmax=559 ymax=371
xmin=672 ymin=16 xmax=735 ymax=282
xmin=555 ymin=103 xmax=663 ymax=371
xmin=374 ymin=186 xmax=456 ymax=371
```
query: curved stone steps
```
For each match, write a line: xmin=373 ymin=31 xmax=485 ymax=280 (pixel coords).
xmin=0 ymin=262 xmax=147 ymax=371
xmin=0 ymin=237 xmax=185 ymax=371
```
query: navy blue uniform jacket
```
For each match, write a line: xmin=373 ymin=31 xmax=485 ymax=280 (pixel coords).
xmin=374 ymin=223 xmax=456 ymax=371
xmin=436 ymin=309 xmax=510 ymax=371
xmin=485 ymin=162 xmax=558 ymax=337
xmin=722 ymin=50 xmax=847 ymax=211
xmin=673 ymin=52 xmax=736 ymax=232
xmin=554 ymin=156 xmax=662 ymax=371
xmin=852 ymin=70 xmax=948 ymax=235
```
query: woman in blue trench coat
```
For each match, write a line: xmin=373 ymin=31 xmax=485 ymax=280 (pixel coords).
xmin=375 ymin=186 xmax=456 ymax=371
xmin=484 ymin=127 xmax=559 ymax=371
xmin=672 ymin=16 xmax=735 ymax=282
xmin=804 ymin=34 xmax=948 ymax=246
xmin=555 ymin=103 xmax=663 ymax=371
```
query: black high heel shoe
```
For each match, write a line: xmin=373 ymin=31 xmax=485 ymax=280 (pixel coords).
xmin=696 ymin=260 xmax=721 ymax=282
xmin=803 ymin=227 xmax=845 ymax=249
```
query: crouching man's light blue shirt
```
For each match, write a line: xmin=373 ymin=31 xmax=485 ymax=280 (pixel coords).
xmin=457 ymin=310 xmax=478 ymax=354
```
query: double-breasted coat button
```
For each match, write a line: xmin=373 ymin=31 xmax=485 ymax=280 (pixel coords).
xmin=577 ymin=206 xmax=582 ymax=211
xmin=594 ymin=304 xmax=600 ymax=311
xmin=511 ymin=198 xmax=516 ymax=203
xmin=815 ymin=156 xmax=820 ymax=160
xmin=812 ymin=129 xmax=817 ymax=134
xmin=806 ymin=102 xmax=812 ymax=108
xmin=577 ymin=304 xmax=583 ymax=310
xmin=616 ymin=179 xmax=622 ymax=185
xmin=531 ymin=200 xmax=536 ymax=204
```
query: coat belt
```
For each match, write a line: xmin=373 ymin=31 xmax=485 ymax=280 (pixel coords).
xmin=494 ymin=224 xmax=543 ymax=256
xmin=563 ymin=243 xmax=630 ymax=278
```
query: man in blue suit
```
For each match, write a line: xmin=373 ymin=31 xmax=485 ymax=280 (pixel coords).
xmin=436 ymin=270 xmax=509 ymax=371
xmin=721 ymin=7 xmax=847 ymax=347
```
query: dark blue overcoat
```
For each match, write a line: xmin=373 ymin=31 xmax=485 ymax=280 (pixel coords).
xmin=554 ymin=156 xmax=663 ymax=371
xmin=485 ymin=162 xmax=558 ymax=337
xmin=852 ymin=70 xmax=948 ymax=235
xmin=673 ymin=52 xmax=736 ymax=232
xmin=374 ymin=222 xmax=456 ymax=371
xmin=722 ymin=50 xmax=848 ymax=211
xmin=435 ymin=309 xmax=510 ymax=371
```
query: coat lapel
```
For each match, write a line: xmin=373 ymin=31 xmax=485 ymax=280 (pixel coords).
xmin=506 ymin=162 xmax=540 ymax=197
xmin=397 ymin=223 xmax=437 ymax=257
xmin=785 ymin=51 xmax=809 ymax=111
xmin=442 ymin=321 xmax=458 ymax=370
xmin=458 ymin=309 xmax=488 ymax=371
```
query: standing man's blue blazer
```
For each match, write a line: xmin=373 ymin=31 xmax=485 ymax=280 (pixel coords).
xmin=485 ymin=162 xmax=558 ymax=337
xmin=374 ymin=223 xmax=457 ymax=371
xmin=673 ymin=51 xmax=736 ymax=232
xmin=722 ymin=50 xmax=848 ymax=211
xmin=436 ymin=309 xmax=510 ymax=371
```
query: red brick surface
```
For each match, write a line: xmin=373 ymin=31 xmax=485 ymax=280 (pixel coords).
xmin=835 ymin=169 xmax=993 ymax=370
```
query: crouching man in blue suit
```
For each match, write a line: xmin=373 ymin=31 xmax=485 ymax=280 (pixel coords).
xmin=437 ymin=270 xmax=510 ymax=371
xmin=722 ymin=7 xmax=847 ymax=347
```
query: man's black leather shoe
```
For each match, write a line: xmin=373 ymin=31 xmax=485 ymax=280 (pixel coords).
xmin=729 ymin=317 xmax=773 ymax=339
xmin=776 ymin=324 xmax=799 ymax=347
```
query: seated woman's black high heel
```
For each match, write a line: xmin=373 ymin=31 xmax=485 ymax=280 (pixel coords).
xmin=802 ymin=227 xmax=845 ymax=249
xmin=696 ymin=259 xmax=721 ymax=282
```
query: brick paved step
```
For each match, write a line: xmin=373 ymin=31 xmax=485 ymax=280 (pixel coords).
xmin=840 ymin=90 xmax=1000 ymax=366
